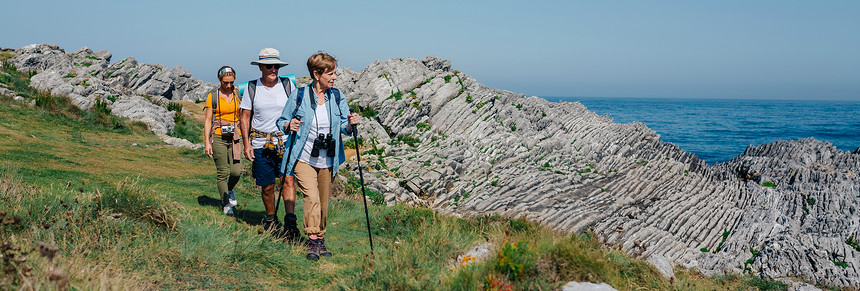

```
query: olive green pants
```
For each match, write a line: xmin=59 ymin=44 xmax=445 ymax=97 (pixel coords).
xmin=213 ymin=135 xmax=241 ymax=205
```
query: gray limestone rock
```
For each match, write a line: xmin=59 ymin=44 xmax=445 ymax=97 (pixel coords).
xmin=646 ymin=254 xmax=674 ymax=279
xmin=421 ymin=55 xmax=452 ymax=72
xmin=11 ymin=44 xmax=74 ymax=74
xmin=561 ymin=282 xmax=618 ymax=291
xmin=111 ymin=95 xmax=175 ymax=135
xmin=330 ymin=57 xmax=858 ymax=288
xmin=10 ymin=43 xmax=216 ymax=146
xmin=159 ymin=134 xmax=202 ymax=149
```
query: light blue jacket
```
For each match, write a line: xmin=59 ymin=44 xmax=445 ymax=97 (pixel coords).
xmin=276 ymin=83 xmax=352 ymax=177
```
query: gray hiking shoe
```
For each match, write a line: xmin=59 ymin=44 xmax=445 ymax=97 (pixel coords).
xmin=306 ymin=238 xmax=320 ymax=261
xmin=223 ymin=204 xmax=234 ymax=215
xmin=228 ymin=190 xmax=238 ymax=207
xmin=318 ymin=237 xmax=332 ymax=257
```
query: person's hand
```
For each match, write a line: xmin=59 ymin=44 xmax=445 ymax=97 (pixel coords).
xmin=244 ymin=146 xmax=255 ymax=162
xmin=289 ymin=118 xmax=303 ymax=132
xmin=347 ymin=113 xmax=360 ymax=125
xmin=204 ymin=143 xmax=213 ymax=158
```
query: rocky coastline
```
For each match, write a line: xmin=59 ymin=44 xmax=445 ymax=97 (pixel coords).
xmin=4 ymin=44 xmax=858 ymax=288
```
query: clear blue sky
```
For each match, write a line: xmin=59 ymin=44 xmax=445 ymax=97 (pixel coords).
xmin=2 ymin=0 xmax=859 ymax=100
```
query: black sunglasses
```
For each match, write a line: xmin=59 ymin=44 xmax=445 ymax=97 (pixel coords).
xmin=263 ymin=64 xmax=280 ymax=69
xmin=221 ymin=81 xmax=234 ymax=85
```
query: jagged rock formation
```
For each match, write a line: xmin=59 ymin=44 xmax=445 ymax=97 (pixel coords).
xmin=5 ymin=45 xmax=858 ymax=288
xmin=330 ymin=56 xmax=859 ymax=288
xmin=7 ymin=44 xmax=216 ymax=135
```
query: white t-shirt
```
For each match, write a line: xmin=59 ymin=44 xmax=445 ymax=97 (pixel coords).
xmin=239 ymin=78 xmax=289 ymax=149
xmin=298 ymin=101 xmax=333 ymax=168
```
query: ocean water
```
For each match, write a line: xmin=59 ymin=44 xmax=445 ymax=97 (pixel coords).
xmin=542 ymin=97 xmax=860 ymax=164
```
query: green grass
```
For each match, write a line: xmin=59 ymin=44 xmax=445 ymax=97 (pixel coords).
xmin=0 ymin=64 xmax=811 ymax=290
xmin=395 ymin=134 xmax=420 ymax=147
xmin=847 ymin=235 xmax=860 ymax=252
xmin=416 ymin=122 xmax=431 ymax=132
xmin=389 ymin=90 xmax=403 ymax=101
xmin=170 ymin=110 xmax=203 ymax=143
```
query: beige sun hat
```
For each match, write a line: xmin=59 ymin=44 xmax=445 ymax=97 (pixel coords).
xmin=250 ymin=48 xmax=288 ymax=66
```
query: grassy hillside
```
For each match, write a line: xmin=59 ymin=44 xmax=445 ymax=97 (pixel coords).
xmin=0 ymin=61 xmax=801 ymax=290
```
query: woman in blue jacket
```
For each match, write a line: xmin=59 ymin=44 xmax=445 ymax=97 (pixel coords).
xmin=276 ymin=52 xmax=359 ymax=261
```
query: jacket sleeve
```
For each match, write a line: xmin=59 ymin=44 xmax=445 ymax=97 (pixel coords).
xmin=277 ymin=87 xmax=299 ymax=134
xmin=339 ymin=90 xmax=352 ymax=136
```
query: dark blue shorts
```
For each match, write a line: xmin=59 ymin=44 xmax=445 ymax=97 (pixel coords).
xmin=252 ymin=148 xmax=283 ymax=187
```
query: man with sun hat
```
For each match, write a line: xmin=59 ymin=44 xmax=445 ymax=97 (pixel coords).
xmin=239 ymin=48 xmax=299 ymax=239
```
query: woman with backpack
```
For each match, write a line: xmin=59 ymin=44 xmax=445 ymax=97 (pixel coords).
xmin=204 ymin=66 xmax=243 ymax=215
xmin=276 ymin=52 xmax=360 ymax=260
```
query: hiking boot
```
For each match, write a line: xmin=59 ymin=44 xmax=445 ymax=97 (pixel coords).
xmin=223 ymin=204 xmax=234 ymax=215
xmin=318 ymin=237 xmax=332 ymax=257
xmin=306 ymin=238 xmax=320 ymax=261
xmin=227 ymin=190 xmax=238 ymax=207
xmin=262 ymin=218 xmax=282 ymax=235
xmin=283 ymin=213 xmax=301 ymax=241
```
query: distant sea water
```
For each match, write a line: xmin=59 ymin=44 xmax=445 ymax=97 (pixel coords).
xmin=541 ymin=97 xmax=860 ymax=164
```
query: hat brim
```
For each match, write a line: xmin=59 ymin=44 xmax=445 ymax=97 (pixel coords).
xmin=251 ymin=59 xmax=288 ymax=66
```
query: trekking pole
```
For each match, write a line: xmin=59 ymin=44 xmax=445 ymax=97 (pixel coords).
xmin=274 ymin=128 xmax=298 ymax=219
xmin=352 ymin=122 xmax=374 ymax=255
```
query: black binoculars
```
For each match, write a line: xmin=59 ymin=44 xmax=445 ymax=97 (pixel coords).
xmin=311 ymin=133 xmax=336 ymax=157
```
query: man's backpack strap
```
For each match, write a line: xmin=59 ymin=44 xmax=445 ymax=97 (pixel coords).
xmin=248 ymin=77 xmax=293 ymax=114
xmin=280 ymin=77 xmax=293 ymax=97
xmin=246 ymin=79 xmax=257 ymax=112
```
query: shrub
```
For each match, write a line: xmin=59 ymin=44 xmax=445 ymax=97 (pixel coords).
xmin=444 ymin=75 xmax=453 ymax=83
xmin=366 ymin=188 xmax=384 ymax=205
xmin=465 ymin=95 xmax=472 ymax=103
xmin=495 ymin=240 xmax=534 ymax=280
xmin=762 ymin=181 xmax=776 ymax=188
xmin=166 ymin=102 xmax=183 ymax=112
xmin=361 ymin=105 xmax=378 ymax=119
xmin=834 ymin=261 xmax=848 ymax=268
xmin=0 ymin=52 xmax=14 ymax=62
xmin=714 ymin=231 xmax=730 ymax=253
xmin=847 ymin=235 xmax=860 ymax=252
xmin=397 ymin=134 xmax=420 ymax=147
xmin=416 ymin=122 xmax=430 ymax=131
xmin=343 ymin=136 xmax=365 ymax=149
xmin=170 ymin=111 xmax=203 ymax=144
xmin=389 ymin=90 xmax=403 ymax=101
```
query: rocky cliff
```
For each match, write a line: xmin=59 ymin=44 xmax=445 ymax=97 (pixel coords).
xmin=8 ymin=44 xmax=216 ymax=136
xmin=331 ymin=57 xmax=859 ymax=288
xmin=5 ymin=44 xmax=859 ymax=288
